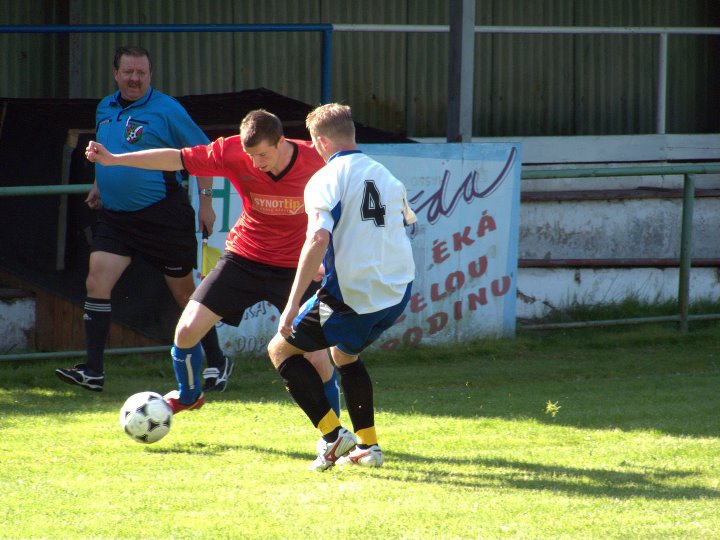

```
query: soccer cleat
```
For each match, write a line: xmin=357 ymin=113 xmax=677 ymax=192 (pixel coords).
xmin=336 ymin=444 xmax=385 ymax=468
xmin=308 ymin=427 xmax=357 ymax=472
xmin=55 ymin=364 xmax=104 ymax=392
xmin=163 ymin=390 xmax=205 ymax=414
xmin=201 ymin=367 xmax=219 ymax=390
xmin=202 ymin=356 xmax=235 ymax=392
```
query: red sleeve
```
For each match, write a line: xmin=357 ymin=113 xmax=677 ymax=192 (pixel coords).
xmin=180 ymin=136 xmax=246 ymax=177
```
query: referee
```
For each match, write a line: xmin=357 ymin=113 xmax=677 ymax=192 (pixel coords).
xmin=56 ymin=46 xmax=229 ymax=392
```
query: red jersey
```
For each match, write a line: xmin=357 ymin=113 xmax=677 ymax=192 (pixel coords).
xmin=181 ymin=136 xmax=325 ymax=268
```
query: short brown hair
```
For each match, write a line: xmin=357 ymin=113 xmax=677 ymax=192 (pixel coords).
xmin=240 ymin=109 xmax=283 ymax=147
xmin=113 ymin=46 xmax=152 ymax=71
xmin=305 ymin=103 xmax=355 ymax=142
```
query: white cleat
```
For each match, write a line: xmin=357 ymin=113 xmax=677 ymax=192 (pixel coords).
xmin=309 ymin=427 xmax=357 ymax=472
xmin=336 ymin=444 xmax=384 ymax=468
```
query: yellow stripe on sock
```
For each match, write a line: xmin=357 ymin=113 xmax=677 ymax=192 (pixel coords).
xmin=316 ymin=410 xmax=341 ymax=437
xmin=355 ymin=427 xmax=378 ymax=446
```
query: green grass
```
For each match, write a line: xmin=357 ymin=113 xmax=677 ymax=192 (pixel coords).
xmin=1 ymin=322 xmax=720 ymax=539
xmin=528 ymin=296 xmax=720 ymax=324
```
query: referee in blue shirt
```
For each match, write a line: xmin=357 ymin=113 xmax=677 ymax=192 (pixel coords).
xmin=57 ymin=46 xmax=231 ymax=393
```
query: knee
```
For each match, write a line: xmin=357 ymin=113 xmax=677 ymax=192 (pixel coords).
xmin=166 ymin=275 xmax=196 ymax=308
xmin=85 ymin=274 xmax=97 ymax=295
xmin=267 ymin=335 xmax=286 ymax=368
xmin=174 ymin=319 xmax=195 ymax=348
xmin=267 ymin=338 xmax=278 ymax=361
xmin=85 ymin=273 xmax=112 ymax=298
xmin=306 ymin=350 xmax=333 ymax=380
xmin=171 ymin=289 xmax=193 ymax=308
xmin=305 ymin=349 xmax=329 ymax=369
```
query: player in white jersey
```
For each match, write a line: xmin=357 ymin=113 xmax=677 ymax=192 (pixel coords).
xmin=267 ymin=103 xmax=416 ymax=471
xmin=306 ymin=150 xmax=415 ymax=316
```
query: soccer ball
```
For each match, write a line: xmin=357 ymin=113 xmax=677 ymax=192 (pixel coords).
xmin=119 ymin=391 xmax=173 ymax=444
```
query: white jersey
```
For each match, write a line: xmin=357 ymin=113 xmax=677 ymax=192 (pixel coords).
xmin=305 ymin=150 xmax=416 ymax=314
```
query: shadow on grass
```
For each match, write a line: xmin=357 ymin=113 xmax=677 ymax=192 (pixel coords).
xmin=2 ymin=332 xmax=720 ymax=439
xmin=384 ymin=452 xmax=720 ymax=501
xmin=145 ymin=441 xmax=241 ymax=456
xmin=144 ymin=441 xmax=720 ymax=501
xmin=3 ymin=376 xmax=718 ymax=440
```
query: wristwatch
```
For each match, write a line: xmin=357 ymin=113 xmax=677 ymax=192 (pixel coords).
xmin=199 ymin=188 xmax=213 ymax=197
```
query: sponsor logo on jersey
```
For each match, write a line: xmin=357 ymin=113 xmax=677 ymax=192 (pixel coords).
xmin=249 ymin=193 xmax=305 ymax=215
xmin=125 ymin=123 xmax=144 ymax=144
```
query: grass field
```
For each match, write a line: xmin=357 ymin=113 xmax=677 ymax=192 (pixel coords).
xmin=1 ymin=322 xmax=719 ymax=539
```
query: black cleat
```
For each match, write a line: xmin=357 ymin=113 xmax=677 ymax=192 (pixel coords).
xmin=202 ymin=356 xmax=234 ymax=392
xmin=56 ymin=364 xmax=104 ymax=392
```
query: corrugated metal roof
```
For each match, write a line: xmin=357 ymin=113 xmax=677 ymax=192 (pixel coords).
xmin=0 ymin=0 xmax=717 ymax=137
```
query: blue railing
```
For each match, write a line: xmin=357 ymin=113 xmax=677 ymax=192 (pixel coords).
xmin=4 ymin=23 xmax=719 ymax=132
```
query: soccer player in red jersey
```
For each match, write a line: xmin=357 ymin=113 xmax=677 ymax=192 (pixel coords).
xmin=85 ymin=110 xmax=339 ymax=414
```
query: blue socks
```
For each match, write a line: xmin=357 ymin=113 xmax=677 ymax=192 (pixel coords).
xmin=172 ymin=344 xmax=340 ymax=413
xmin=171 ymin=343 xmax=204 ymax=404
xmin=323 ymin=368 xmax=341 ymax=417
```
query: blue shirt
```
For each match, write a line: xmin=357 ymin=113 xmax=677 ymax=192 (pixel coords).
xmin=95 ymin=87 xmax=210 ymax=211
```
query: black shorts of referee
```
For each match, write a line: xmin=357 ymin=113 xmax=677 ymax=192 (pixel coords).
xmin=91 ymin=189 xmax=197 ymax=278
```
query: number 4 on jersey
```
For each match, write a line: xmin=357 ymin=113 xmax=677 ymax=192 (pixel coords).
xmin=361 ymin=180 xmax=386 ymax=226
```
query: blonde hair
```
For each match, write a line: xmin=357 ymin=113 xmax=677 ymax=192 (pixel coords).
xmin=305 ymin=103 xmax=355 ymax=143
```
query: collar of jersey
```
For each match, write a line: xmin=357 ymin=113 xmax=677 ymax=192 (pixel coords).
xmin=328 ymin=149 xmax=362 ymax=162
xmin=110 ymin=87 xmax=154 ymax=109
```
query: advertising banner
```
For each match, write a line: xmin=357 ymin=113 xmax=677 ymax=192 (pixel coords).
xmin=191 ymin=143 xmax=521 ymax=356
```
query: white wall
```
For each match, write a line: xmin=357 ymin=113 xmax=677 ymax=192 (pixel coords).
xmin=516 ymin=267 xmax=720 ymax=319
xmin=0 ymin=295 xmax=35 ymax=353
xmin=514 ymin=133 xmax=720 ymax=318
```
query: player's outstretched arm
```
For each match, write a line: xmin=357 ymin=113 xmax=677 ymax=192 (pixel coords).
xmin=85 ymin=140 xmax=183 ymax=171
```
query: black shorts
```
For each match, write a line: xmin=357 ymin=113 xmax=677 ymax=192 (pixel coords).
xmin=92 ymin=189 xmax=197 ymax=278
xmin=191 ymin=252 xmax=319 ymax=327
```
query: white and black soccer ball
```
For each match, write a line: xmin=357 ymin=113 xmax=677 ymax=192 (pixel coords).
xmin=119 ymin=391 xmax=173 ymax=444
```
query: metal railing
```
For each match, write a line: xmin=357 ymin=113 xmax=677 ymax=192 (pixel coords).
xmin=2 ymin=23 xmax=719 ymax=133
xmin=2 ymin=161 xmax=719 ymax=363
xmin=333 ymin=24 xmax=720 ymax=135
xmin=1 ymin=21 xmax=719 ymax=358
xmin=519 ymin=162 xmax=720 ymax=332
xmin=0 ymin=23 xmax=336 ymax=104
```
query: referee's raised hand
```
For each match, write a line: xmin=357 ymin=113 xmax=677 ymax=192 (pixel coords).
xmin=85 ymin=140 xmax=113 ymax=165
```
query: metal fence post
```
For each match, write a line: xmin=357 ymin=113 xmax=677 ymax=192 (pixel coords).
xmin=656 ymin=32 xmax=668 ymax=134
xmin=321 ymin=28 xmax=333 ymax=104
xmin=678 ymin=173 xmax=696 ymax=332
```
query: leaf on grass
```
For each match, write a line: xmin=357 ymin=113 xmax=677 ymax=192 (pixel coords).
xmin=545 ymin=400 xmax=561 ymax=417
